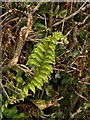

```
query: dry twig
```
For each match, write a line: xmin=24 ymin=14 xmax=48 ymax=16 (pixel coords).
xmin=53 ymin=2 xmax=90 ymax=27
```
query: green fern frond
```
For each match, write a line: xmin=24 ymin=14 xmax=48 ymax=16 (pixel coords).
xmin=26 ymin=32 xmax=68 ymax=93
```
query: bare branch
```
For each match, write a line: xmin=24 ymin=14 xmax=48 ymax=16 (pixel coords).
xmin=0 ymin=9 xmax=12 ymax=19
xmin=2 ymin=10 xmax=33 ymax=73
xmin=78 ymin=14 xmax=90 ymax=26
xmin=16 ymin=64 xmax=34 ymax=76
xmin=53 ymin=3 xmax=90 ymax=27
xmin=70 ymin=107 xmax=82 ymax=119
xmin=33 ymin=2 xmax=42 ymax=14
xmin=0 ymin=80 xmax=10 ymax=100
xmin=68 ymin=21 xmax=77 ymax=52
xmin=75 ymin=90 xmax=88 ymax=102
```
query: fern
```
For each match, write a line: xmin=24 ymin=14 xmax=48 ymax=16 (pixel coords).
xmin=26 ymin=32 xmax=68 ymax=94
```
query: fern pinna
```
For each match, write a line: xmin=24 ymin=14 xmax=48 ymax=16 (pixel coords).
xmin=26 ymin=32 xmax=68 ymax=94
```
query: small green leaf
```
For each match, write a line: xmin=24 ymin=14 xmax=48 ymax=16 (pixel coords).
xmin=39 ymin=74 xmax=48 ymax=83
xmin=3 ymin=106 xmax=17 ymax=118
xmin=32 ymin=80 xmax=42 ymax=90
xmin=37 ymin=43 xmax=46 ymax=52
xmin=20 ymin=94 xmax=25 ymax=100
xmin=49 ymin=43 xmax=55 ymax=50
xmin=58 ymin=10 xmax=67 ymax=18
xmin=28 ymin=83 xmax=35 ymax=94
xmin=51 ymin=38 xmax=57 ymax=44
xmin=5 ymin=100 xmax=8 ymax=108
xmin=9 ymin=101 xmax=14 ymax=105
xmin=34 ymin=22 xmax=46 ymax=29
xmin=44 ymin=58 xmax=54 ymax=64
xmin=46 ymin=55 xmax=55 ymax=63
xmin=31 ymin=99 xmax=47 ymax=110
xmin=12 ymin=113 xmax=25 ymax=119
xmin=28 ymin=59 xmax=40 ymax=67
xmin=42 ymin=64 xmax=52 ymax=72
xmin=53 ymin=32 xmax=63 ymax=40
xmin=23 ymin=85 xmax=28 ymax=96
xmin=54 ymin=5 xmax=60 ymax=16
xmin=30 ymin=53 xmax=42 ymax=63
xmin=42 ymin=40 xmax=48 ymax=47
xmin=47 ymin=48 xmax=54 ymax=55
xmin=34 ymin=48 xmax=44 ymax=59
xmin=45 ymin=85 xmax=53 ymax=97
xmin=2 ymin=105 xmax=5 ymax=112
xmin=47 ymin=36 xmax=52 ymax=42
xmin=12 ymin=67 xmax=23 ymax=75
xmin=63 ymin=38 xmax=69 ymax=45
xmin=16 ymin=76 xmax=23 ymax=83
xmin=47 ymin=52 xmax=55 ymax=57
xmin=34 ymin=76 xmax=43 ymax=86
xmin=41 ymin=68 xmax=50 ymax=76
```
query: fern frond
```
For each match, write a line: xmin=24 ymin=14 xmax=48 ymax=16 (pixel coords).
xmin=27 ymin=32 xmax=68 ymax=93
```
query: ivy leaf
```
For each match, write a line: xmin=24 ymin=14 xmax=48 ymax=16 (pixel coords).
xmin=28 ymin=83 xmax=35 ymax=94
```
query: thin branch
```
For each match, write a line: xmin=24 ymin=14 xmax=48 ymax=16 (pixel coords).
xmin=48 ymin=2 xmax=54 ymax=28
xmin=0 ymin=80 xmax=10 ymax=100
xmin=79 ymin=22 xmax=90 ymax=30
xmin=2 ymin=76 xmax=25 ymax=94
xmin=26 ymin=38 xmax=42 ymax=42
xmin=78 ymin=14 xmax=90 ymax=26
xmin=2 ymin=17 xmax=19 ymax=27
xmin=2 ymin=10 xmax=33 ymax=73
xmin=78 ymin=81 xmax=90 ymax=85
xmin=0 ymin=14 xmax=12 ymax=26
xmin=33 ymin=2 xmax=42 ymax=14
xmin=75 ymin=90 xmax=88 ymax=102
xmin=0 ymin=9 xmax=12 ymax=19
xmin=53 ymin=2 xmax=90 ymax=27
xmin=68 ymin=21 xmax=77 ymax=52
xmin=4 ymin=85 xmax=23 ymax=96
xmin=16 ymin=64 xmax=34 ymax=76
xmin=70 ymin=107 xmax=82 ymax=119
